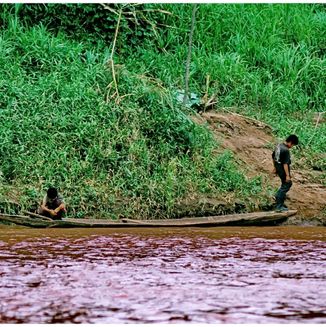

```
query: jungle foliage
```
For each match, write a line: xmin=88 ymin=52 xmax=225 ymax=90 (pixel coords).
xmin=0 ymin=4 xmax=324 ymax=218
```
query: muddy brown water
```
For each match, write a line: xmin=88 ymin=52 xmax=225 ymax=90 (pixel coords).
xmin=0 ymin=226 xmax=325 ymax=323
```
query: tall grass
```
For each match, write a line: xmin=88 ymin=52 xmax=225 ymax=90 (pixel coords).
xmin=0 ymin=16 xmax=262 ymax=218
xmin=0 ymin=4 xmax=324 ymax=218
xmin=133 ymin=4 xmax=325 ymax=159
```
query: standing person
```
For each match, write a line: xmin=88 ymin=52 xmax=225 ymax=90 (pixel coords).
xmin=272 ymin=134 xmax=299 ymax=212
xmin=38 ymin=187 xmax=66 ymax=220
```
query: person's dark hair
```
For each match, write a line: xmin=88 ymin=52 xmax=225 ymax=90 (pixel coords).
xmin=47 ymin=187 xmax=58 ymax=199
xmin=286 ymin=134 xmax=299 ymax=145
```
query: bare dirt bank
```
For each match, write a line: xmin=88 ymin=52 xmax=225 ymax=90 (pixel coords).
xmin=192 ymin=111 xmax=325 ymax=224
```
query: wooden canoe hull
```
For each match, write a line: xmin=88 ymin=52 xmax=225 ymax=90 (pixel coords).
xmin=121 ymin=210 xmax=297 ymax=227
xmin=0 ymin=214 xmax=139 ymax=228
xmin=0 ymin=210 xmax=297 ymax=228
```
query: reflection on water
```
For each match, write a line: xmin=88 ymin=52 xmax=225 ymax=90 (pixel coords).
xmin=0 ymin=226 xmax=325 ymax=323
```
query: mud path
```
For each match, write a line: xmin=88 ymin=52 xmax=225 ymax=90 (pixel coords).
xmin=194 ymin=111 xmax=326 ymax=221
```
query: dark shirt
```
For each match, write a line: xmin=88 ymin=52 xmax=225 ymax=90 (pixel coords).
xmin=43 ymin=194 xmax=64 ymax=210
xmin=272 ymin=143 xmax=291 ymax=179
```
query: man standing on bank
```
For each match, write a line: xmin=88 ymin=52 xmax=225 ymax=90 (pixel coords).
xmin=272 ymin=134 xmax=299 ymax=212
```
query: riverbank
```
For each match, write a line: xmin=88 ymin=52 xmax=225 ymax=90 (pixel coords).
xmin=0 ymin=4 xmax=324 ymax=222
xmin=192 ymin=111 xmax=326 ymax=224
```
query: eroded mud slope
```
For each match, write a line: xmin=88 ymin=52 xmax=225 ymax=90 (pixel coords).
xmin=194 ymin=111 xmax=325 ymax=221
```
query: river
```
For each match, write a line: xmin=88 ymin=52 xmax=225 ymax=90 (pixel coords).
xmin=0 ymin=226 xmax=325 ymax=323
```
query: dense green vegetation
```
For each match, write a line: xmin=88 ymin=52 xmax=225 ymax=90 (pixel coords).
xmin=143 ymin=4 xmax=326 ymax=160
xmin=0 ymin=4 xmax=324 ymax=218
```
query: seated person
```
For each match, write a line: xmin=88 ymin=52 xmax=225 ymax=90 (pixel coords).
xmin=38 ymin=187 xmax=66 ymax=220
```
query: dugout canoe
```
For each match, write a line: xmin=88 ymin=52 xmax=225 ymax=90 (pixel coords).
xmin=0 ymin=214 xmax=139 ymax=228
xmin=0 ymin=210 xmax=297 ymax=228
xmin=121 ymin=210 xmax=297 ymax=227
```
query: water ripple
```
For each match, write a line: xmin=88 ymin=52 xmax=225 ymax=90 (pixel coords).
xmin=0 ymin=228 xmax=325 ymax=323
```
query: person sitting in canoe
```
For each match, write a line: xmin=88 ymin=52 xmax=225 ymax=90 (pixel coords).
xmin=38 ymin=187 xmax=66 ymax=220
xmin=272 ymin=134 xmax=299 ymax=212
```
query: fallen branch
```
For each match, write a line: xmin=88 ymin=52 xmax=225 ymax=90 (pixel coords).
xmin=22 ymin=210 xmax=53 ymax=221
xmin=109 ymin=9 xmax=122 ymax=102
xmin=222 ymin=108 xmax=273 ymax=130
xmin=183 ymin=4 xmax=198 ymax=106
xmin=101 ymin=4 xmax=119 ymax=16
